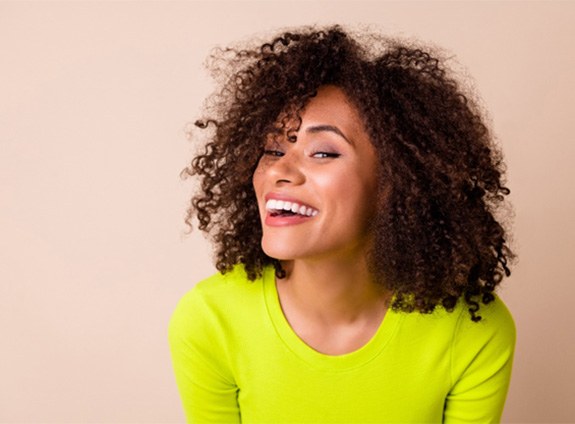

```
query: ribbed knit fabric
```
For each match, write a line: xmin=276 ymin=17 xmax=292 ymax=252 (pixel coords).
xmin=169 ymin=265 xmax=515 ymax=423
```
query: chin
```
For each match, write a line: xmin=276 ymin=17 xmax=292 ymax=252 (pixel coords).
xmin=261 ymin=239 xmax=305 ymax=261
xmin=261 ymin=245 xmax=294 ymax=261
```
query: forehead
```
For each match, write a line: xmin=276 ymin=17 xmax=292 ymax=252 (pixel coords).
xmin=300 ymin=85 xmax=371 ymax=143
xmin=302 ymin=85 xmax=363 ymax=123
xmin=270 ymin=85 xmax=369 ymax=141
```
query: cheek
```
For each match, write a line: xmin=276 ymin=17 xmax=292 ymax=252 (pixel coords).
xmin=331 ymin=169 xmax=378 ymax=223
xmin=314 ymin=166 xmax=375 ymax=199
xmin=252 ymin=166 xmax=270 ymax=220
xmin=252 ymin=166 xmax=265 ymax=195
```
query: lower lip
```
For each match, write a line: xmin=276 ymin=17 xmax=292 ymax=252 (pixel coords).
xmin=264 ymin=213 xmax=315 ymax=227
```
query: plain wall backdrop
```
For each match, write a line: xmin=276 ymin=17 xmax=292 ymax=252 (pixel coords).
xmin=1 ymin=1 xmax=574 ymax=422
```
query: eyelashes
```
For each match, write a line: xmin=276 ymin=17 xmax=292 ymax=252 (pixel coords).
xmin=263 ymin=149 xmax=284 ymax=157
xmin=312 ymin=152 xmax=341 ymax=159
xmin=262 ymin=149 xmax=341 ymax=159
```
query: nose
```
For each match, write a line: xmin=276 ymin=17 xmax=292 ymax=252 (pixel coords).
xmin=267 ymin=150 xmax=305 ymax=186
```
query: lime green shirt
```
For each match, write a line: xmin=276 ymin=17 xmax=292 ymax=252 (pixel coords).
xmin=169 ymin=265 xmax=515 ymax=423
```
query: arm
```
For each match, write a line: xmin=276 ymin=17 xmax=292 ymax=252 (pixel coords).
xmin=168 ymin=287 xmax=240 ymax=423
xmin=443 ymin=298 xmax=516 ymax=423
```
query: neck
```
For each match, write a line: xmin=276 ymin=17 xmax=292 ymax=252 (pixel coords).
xmin=278 ymin=254 xmax=387 ymax=325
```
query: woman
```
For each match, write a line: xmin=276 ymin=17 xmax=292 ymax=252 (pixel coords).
xmin=170 ymin=25 xmax=516 ymax=423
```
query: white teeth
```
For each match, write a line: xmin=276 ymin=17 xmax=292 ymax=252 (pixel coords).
xmin=265 ymin=199 xmax=318 ymax=217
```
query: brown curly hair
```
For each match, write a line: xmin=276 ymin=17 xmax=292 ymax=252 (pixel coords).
xmin=182 ymin=25 xmax=514 ymax=321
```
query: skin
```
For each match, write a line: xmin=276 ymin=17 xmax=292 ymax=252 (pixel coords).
xmin=252 ymin=85 xmax=389 ymax=355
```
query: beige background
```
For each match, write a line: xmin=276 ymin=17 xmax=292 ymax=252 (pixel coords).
xmin=1 ymin=1 xmax=574 ymax=422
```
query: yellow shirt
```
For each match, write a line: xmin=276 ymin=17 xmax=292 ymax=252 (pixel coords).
xmin=169 ymin=265 xmax=515 ymax=423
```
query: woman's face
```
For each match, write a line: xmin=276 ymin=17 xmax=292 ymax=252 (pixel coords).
xmin=252 ymin=85 xmax=379 ymax=262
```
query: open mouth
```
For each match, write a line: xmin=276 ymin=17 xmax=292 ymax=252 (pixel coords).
xmin=270 ymin=209 xmax=301 ymax=218
xmin=265 ymin=199 xmax=318 ymax=218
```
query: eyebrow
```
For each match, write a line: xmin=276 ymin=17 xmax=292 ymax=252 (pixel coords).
xmin=305 ymin=125 xmax=353 ymax=145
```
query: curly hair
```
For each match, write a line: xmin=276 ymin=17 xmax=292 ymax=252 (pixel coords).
xmin=182 ymin=25 xmax=514 ymax=321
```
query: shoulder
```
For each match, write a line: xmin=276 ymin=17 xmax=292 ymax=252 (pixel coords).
xmin=438 ymin=297 xmax=516 ymax=422
xmin=398 ymin=295 xmax=515 ymax=341
xmin=179 ymin=264 xmax=260 ymax=305
xmin=448 ymin=296 xmax=516 ymax=382
xmin=452 ymin=296 xmax=516 ymax=346
xmin=181 ymin=265 xmax=255 ymax=303
xmin=396 ymin=296 xmax=515 ymax=394
xmin=169 ymin=265 xmax=266 ymax=338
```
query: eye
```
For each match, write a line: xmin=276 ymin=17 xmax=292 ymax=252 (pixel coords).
xmin=312 ymin=151 xmax=341 ymax=159
xmin=263 ymin=149 xmax=284 ymax=157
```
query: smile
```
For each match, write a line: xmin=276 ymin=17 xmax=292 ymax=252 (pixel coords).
xmin=265 ymin=199 xmax=319 ymax=217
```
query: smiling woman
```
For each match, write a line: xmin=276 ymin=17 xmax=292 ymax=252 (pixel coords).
xmin=169 ymin=25 xmax=515 ymax=423
xmin=253 ymin=86 xmax=379 ymax=265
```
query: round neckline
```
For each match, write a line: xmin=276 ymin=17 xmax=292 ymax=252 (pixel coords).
xmin=263 ymin=266 xmax=403 ymax=371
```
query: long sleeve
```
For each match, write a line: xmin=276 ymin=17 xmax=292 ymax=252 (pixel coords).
xmin=168 ymin=287 xmax=241 ymax=424
xmin=443 ymin=298 xmax=516 ymax=423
